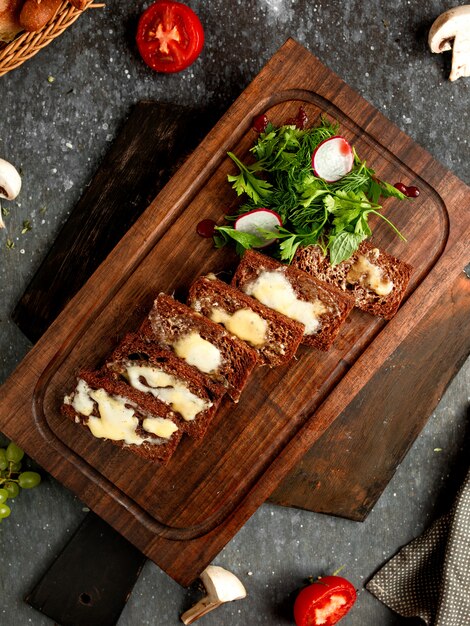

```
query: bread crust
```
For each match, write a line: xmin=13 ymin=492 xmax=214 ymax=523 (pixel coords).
xmin=140 ymin=294 xmax=258 ymax=401
xmin=188 ymin=275 xmax=304 ymax=367
xmin=19 ymin=0 xmax=62 ymax=32
xmin=69 ymin=0 xmax=87 ymax=9
xmin=232 ymin=250 xmax=354 ymax=351
xmin=106 ymin=333 xmax=225 ymax=440
xmin=62 ymin=369 xmax=182 ymax=464
xmin=0 ymin=0 xmax=23 ymax=42
xmin=293 ymin=241 xmax=413 ymax=320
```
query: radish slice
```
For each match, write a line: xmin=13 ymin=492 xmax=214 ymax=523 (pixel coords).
xmin=312 ymin=136 xmax=354 ymax=182
xmin=234 ymin=209 xmax=282 ymax=248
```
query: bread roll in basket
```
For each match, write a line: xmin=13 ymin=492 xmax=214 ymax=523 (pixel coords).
xmin=0 ymin=0 xmax=103 ymax=76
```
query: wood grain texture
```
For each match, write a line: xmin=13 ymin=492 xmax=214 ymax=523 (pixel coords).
xmin=12 ymin=102 xmax=214 ymax=343
xmin=13 ymin=101 xmax=470 ymax=525
xmin=1 ymin=39 xmax=469 ymax=586
xmin=270 ymin=270 xmax=470 ymax=518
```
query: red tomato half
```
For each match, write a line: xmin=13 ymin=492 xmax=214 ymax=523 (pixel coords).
xmin=294 ymin=576 xmax=357 ymax=626
xmin=136 ymin=1 xmax=204 ymax=73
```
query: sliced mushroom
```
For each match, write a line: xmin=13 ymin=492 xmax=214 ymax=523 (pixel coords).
xmin=428 ymin=5 xmax=470 ymax=81
xmin=181 ymin=565 xmax=247 ymax=624
xmin=0 ymin=158 xmax=22 ymax=228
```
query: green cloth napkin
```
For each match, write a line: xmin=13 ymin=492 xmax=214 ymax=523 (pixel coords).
xmin=367 ymin=468 xmax=470 ymax=625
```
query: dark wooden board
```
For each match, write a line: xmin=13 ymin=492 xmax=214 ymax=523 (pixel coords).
xmin=12 ymin=102 xmax=215 ymax=344
xmin=25 ymin=512 xmax=146 ymax=626
xmin=1 ymin=39 xmax=470 ymax=586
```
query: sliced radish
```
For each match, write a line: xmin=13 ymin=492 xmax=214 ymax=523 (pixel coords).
xmin=234 ymin=209 xmax=282 ymax=248
xmin=312 ymin=136 xmax=354 ymax=182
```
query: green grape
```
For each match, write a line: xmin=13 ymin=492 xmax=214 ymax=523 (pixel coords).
xmin=0 ymin=488 xmax=8 ymax=504
xmin=0 ymin=503 xmax=11 ymax=519
xmin=4 ymin=482 xmax=19 ymax=499
xmin=9 ymin=461 xmax=22 ymax=473
xmin=6 ymin=442 xmax=24 ymax=464
xmin=18 ymin=472 xmax=41 ymax=489
xmin=0 ymin=449 xmax=7 ymax=471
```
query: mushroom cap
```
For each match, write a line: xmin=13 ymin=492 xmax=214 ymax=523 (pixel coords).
xmin=429 ymin=5 xmax=470 ymax=52
xmin=200 ymin=565 xmax=247 ymax=602
xmin=0 ymin=157 xmax=22 ymax=200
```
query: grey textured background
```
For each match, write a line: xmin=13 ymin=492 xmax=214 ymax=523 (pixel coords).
xmin=0 ymin=1 xmax=469 ymax=625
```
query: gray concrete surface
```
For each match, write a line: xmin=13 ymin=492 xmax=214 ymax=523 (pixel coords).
xmin=0 ymin=1 xmax=469 ymax=624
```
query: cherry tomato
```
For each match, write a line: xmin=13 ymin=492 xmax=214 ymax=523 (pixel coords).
xmin=294 ymin=576 xmax=357 ymax=626
xmin=136 ymin=1 xmax=204 ymax=73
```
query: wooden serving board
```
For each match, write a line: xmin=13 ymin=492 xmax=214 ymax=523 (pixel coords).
xmin=1 ymin=40 xmax=469 ymax=586
xmin=12 ymin=103 xmax=470 ymax=526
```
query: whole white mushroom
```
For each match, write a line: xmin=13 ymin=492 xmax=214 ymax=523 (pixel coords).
xmin=0 ymin=158 xmax=22 ymax=228
xmin=429 ymin=5 xmax=470 ymax=81
xmin=180 ymin=565 xmax=247 ymax=624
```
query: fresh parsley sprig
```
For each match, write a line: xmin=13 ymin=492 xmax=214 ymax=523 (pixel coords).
xmin=219 ymin=116 xmax=408 ymax=265
xmin=226 ymin=152 xmax=273 ymax=204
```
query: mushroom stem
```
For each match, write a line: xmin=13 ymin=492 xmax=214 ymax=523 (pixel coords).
xmin=181 ymin=596 xmax=224 ymax=624
xmin=449 ymin=30 xmax=470 ymax=81
xmin=181 ymin=566 xmax=247 ymax=625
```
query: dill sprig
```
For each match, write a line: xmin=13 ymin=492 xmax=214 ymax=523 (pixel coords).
xmin=216 ymin=115 xmax=407 ymax=265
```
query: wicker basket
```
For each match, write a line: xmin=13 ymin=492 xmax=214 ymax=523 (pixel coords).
xmin=0 ymin=1 xmax=103 ymax=77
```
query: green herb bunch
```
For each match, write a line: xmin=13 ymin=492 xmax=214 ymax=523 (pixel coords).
xmin=0 ymin=441 xmax=41 ymax=522
xmin=214 ymin=116 xmax=407 ymax=265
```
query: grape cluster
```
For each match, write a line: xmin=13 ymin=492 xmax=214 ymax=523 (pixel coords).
xmin=0 ymin=442 xmax=41 ymax=521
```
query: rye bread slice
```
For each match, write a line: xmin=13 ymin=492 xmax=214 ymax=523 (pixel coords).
xmin=292 ymin=241 xmax=413 ymax=320
xmin=62 ymin=369 xmax=182 ymax=464
xmin=231 ymin=250 xmax=354 ymax=351
xmin=106 ymin=333 xmax=225 ymax=440
xmin=188 ymin=275 xmax=304 ymax=367
xmin=140 ymin=294 xmax=258 ymax=402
